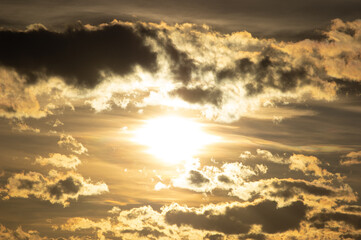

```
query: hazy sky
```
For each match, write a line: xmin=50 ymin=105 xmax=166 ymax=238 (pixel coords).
xmin=0 ymin=1 xmax=361 ymax=240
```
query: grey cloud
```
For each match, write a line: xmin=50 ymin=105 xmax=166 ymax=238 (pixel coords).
xmin=217 ymin=174 xmax=232 ymax=184
xmin=188 ymin=170 xmax=210 ymax=187
xmin=48 ymin=177 xmax=81 ymax=199
xmin=165 ymin=200 xmax=308 ymax=234
xmin=162 ymin=37 xmax=195 ymax=84
xmin=171 ymin=87 xmax=222 ymax=105
xmin=218 ymin=54 xmax=310 ymax=96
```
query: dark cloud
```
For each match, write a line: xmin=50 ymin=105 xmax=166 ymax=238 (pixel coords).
xmin=171 ymin=87 xmax=222 ymax=105
xmin=263 ymin=28 xmax=328 ymax=42
xmin=340 ymin=233 xmax=361 ymax=240
xmin=165 ymin=200 xmax=308 ymax=234
xmin=204 ymin=233 xmax=224 ymax=240
xmin=1 ymin=0 xmax=361 ymax=41
xmin=162 ymin=38 xmax=195 ymax=84
xmin=217 ymin=54 xmax=311 ymax=96
xmin=329 ymin=78 xmax=361 ymax=96
xmin=0 ymin=23 xmax=157 ymax=88
xmin=122 ymin=227 xmax=165 ymax=238
xmin=48 ymin=177 xmax=81 ymax=199
xmin=342 ymin=205 xmax=361 ymax=213
xmin=17 ymin=178 xmax=42 ymax=190
xmin=217 ymin=175 xmax=232 ymax=184
xmin=311 ymin=212 xmax=361 ymax=229
xmin=269 ymin=179 xmax=335 ymax=200
xmin=238 ymin=233 xmax=266 ymax=240
xmin=188 ymin=170 xmax=210 ymax=187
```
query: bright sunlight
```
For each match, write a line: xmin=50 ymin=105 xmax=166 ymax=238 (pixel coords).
xmin=133 ymin=116 xmax=219 ymax=164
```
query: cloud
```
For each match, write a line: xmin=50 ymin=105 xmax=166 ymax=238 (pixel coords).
xmin=172 ymin=161 xmax=266 ymax=193
xmin=340 ymin=150 xmax=361 ymax=165
xmin=35 ymin=153 xmax=81 ymax=169
xmin=52 ymin=119 xmax=64 ymax=127
xmin=10 ymin=119 xmax=40 ymax=133
xmin=154 ymin=182 xmax=169 ymax=191
xmin=56 ymin=193 xmax=361 ymax=239
xmin=1 ymin=19 xmax=360 ymax=123
xmin=229 ymin=177 xmax=356 ymax=208
xmin=170 ymin=87 xmax=222 ymax=106
xmin=1 ymin=170 xmax=108 ymax=206
xmin=188 ymin=170 xmax=211 ymax=187
xmin=289 ymin=154 xmax=332 ymax=178
xmin=170 ymin=152 xmax=356 ymax=208
xmin=256 ymin=149 xmax=287 ymax=164
xmin=58 ymin=134 xmax=88 ymax=155
xmin=240 ymin=150 xmax=336 ymax=178
xmin=0 ymin=224 xmax=47 ymax=240
xmin=165 ymin=200 xmax=308 ymax=234
xmin=0 ymin=67 xmax=47 ymax=119
xmin=0 ymin=21 xmax=157 ymax=88
xmin=310 ymin=211 xmax=361 ymax=230
xmin=59 ymin=200 xmax=307 ymax=239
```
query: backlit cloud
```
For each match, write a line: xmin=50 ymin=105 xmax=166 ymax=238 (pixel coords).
xmin=1 ymin=170 xmax=108 ymax=207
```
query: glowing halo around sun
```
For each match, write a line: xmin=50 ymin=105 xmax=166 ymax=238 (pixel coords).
xmin=133 ymin=116 xmax=220 ymax=164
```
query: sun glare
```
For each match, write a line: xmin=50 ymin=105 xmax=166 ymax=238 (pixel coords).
xmin=133 ymin=116 xmax=219 ymax=164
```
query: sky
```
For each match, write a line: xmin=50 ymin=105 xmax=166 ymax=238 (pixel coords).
xmin=0 ymin=1 xmax=361 ymax=240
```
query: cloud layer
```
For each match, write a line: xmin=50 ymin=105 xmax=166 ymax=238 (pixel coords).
xmin=0 ymin=19 xmax=360 ymax=122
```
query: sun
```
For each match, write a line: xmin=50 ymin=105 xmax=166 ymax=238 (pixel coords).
xmin=133 ymin=116 xmax=219 ymax=164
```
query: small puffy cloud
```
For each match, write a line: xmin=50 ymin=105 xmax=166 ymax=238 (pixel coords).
xmin=1 ymin=170 xmax=108 ymax=207
xmin=58 ymin=134 xmax=88 ymax=155
xmin=154 ymin=182 xmax=169 ymax=191
xmin=272 ymin=115 xmax=283 ymax=124
xmin=35 ymin=153 xmax=81 ymax=169
xmin=172 ymin=161 xmax=265 ymax=193
xmin=340 ymin=150 xmax=361 ymax=165
xmin=239 ymin=151 xmax=254 ymax=159
xmin=53 ymin=119 xmax=64 ymax=128
xmin=239 ymin=149 xmax=287 ymax=164
xmin=10 ymin=119 xmax=40 ymax=133
xmin=289 ymin=154 xmax=332 ymax=178
xmin=256 ymin=149 xmax=287 ymax=164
